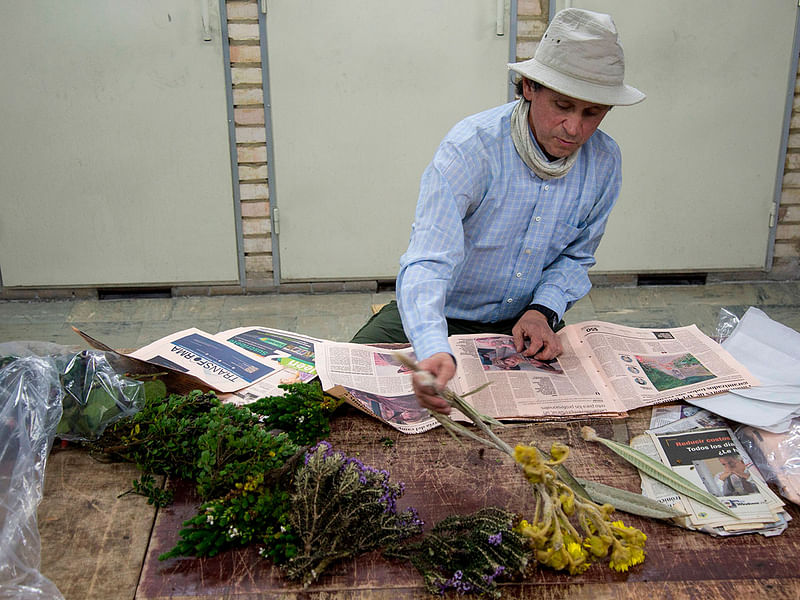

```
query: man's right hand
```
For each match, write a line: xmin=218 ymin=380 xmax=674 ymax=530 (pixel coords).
xmin=412 ymin=352 xmax=457 ymax=415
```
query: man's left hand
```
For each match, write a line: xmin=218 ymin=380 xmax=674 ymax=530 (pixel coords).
xmin=512 ymin=310 xmax=563 ymax=360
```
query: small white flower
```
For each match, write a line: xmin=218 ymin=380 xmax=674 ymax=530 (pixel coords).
xmin=280 ymin=525 xmax=287 ymax=533
xmin=297 ymin=415 xmax=305 ymax=423
xmin=206 ymin=515 xmax=215 ymax=524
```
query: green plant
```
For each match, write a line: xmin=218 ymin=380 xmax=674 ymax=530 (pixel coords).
xmin=248 ymin=381 xmax=343 ymax=446
xmin=122 ymin=473 xmax=173 ymax=507
xmin=387 ymin=507 xmax=529 ymax=598
xmin=282 ymin=441 xmax=424 ymax=586
xmin=160 ymin=471 xmax=300 ymax=562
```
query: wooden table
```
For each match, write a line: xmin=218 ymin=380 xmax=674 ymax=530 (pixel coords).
xmin=39 ymin=406 xmax=800 ymax=599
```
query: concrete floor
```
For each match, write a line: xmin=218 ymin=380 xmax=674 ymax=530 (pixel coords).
xmin=1 ymin=281 xmax=799 ymax=351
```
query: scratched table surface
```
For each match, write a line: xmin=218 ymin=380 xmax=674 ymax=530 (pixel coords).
xmin=96 ymin=405 xmax=795 ymax=600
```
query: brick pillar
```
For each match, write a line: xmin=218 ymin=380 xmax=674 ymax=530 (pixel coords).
xmin=227 ymin=0 xmax=274 ymax=288
xmin=774 ymin=56 xmax=800 ymax=280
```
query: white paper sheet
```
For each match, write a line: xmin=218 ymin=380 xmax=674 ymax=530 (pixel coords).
xmin=687 ymin=307 xmax=800 ymax=432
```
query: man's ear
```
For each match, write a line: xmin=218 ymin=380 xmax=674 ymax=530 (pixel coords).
xmin=522 ymin=78 xmax=535 ymax=102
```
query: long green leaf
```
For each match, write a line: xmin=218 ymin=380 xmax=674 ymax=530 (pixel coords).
xmin=581 ymin=427 xmax=740 ymax=519
xmin=575 ymin=477 xmax=690 ymax=520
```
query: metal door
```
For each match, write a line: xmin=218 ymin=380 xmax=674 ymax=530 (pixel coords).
xmin=0 ymin=1 xmax=239 ymax=287
xmin=557 ymin=0 xmax=798 ymax=272
xmin=265 ymin=0 xmax=514 ymax=281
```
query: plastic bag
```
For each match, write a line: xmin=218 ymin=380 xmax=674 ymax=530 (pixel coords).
xmin=0 ymin=356 xmax=65 ymax=599
xmin=55 ymin=350 xmax=144 ymax=441
xmin=736 ymin=421 xmax=800 ymax=506
xmin=714 ymin=307 xmax=740 ymax=343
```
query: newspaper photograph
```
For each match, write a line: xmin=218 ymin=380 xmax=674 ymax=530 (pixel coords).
xmin=312 ymin=343 xmax=440 ymax=434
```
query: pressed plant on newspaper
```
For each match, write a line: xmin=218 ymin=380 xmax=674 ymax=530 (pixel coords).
xmin=394 ymin=353 xmax=649 ymax=575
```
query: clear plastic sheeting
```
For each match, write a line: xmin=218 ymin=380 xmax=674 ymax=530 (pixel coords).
xmin=56 ymin=351 xmax=144 ymax=442
xmin=0 ymin=356 xmax=65 ymax=600
xmin=737 ymin=422 xmax=800 ymax=507
xmin=714 ymin=307 xmax=740 ymax=344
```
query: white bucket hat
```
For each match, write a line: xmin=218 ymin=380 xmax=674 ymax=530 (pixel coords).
xmin=508 ymin=8 xmax=644 ymax=106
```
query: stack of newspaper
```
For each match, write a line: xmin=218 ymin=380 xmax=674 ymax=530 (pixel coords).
xmin=630 ymin=405 xmax=790 ymax=537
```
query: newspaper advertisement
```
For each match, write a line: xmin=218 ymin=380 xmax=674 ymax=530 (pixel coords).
xmin=215 ymin=327 xmax=321 ymax=405
xmin=630 ymin=426 xmax=788 ymax=536
xmin=128 ymin=326 xmax=320 ymax=397
xmin=314 ymin=320 xmax=759 ymax=433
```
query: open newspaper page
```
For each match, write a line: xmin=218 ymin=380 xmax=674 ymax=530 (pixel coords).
xmin=565 ymin=321 xmax=759 ymax=411
xmin=313 ymin=341 xmax=439 ymax=434
xmin=128 ymin=328 xmax=278 ymax=393
xmin=631 ymin=425 xmax=788 ymax=536
xmin=215 ymin=327 xmax=321 ymax=405
xmin=447 ymin=333 xmax=625 ymax=419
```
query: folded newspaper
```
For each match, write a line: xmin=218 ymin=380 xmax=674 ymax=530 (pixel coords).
xmin=74 ymin=325 xmax=320 ymax=400
xmin=629 ymin=405 xmax=790 ymax=536
xmin=313 ymin=320 xmax=759 ymax=434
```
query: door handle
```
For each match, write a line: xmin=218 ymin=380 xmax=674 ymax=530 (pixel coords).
xmin=201 ymin=0 xmax=212 ymax=41
xmin=496 ymin=0 xmax=505 ymax=36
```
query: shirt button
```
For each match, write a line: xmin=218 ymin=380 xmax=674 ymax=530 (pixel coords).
xmin=524 ymin=249 xmax=532 ymax=254
xmin=535 ymin=216 xmax=542 ymax=222
xmin=544 ymin=184 xmax=550 ymax=191
xmin=515 ymin=272 xmax=522 ymax=278
xmin=506 ymin=298 xmax=513 ymax=303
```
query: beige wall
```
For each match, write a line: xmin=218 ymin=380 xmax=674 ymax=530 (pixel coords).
xmin=227 ymin=0 xmax=799 ymax=286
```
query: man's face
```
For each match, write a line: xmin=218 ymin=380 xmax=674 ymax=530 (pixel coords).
xmin=499 ymin=356 xmax=521 ymax=367
xmin=523 ymin=80 xmax=611 ymax=159
xmin=720 ymin=456 xmax=747 ymax=475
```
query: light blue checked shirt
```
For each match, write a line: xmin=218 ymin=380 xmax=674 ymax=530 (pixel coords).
xmin=396 ymin=101 xmax=621 ymax=360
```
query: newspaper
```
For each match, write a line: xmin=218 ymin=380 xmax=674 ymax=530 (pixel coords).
xmin=630 ymin=426 xmax=789 ymax=536
xmin=215 ymin=327 xmax=321 ymax=405
xmin=313 ymin=320 xmax=759 ymax=433
xmin=127 ymin=326 xmax=319 ymax=397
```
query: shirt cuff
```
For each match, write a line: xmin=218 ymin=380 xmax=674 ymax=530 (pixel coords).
xmin=531 ymin=285 xmax=568 ymax=321
xmin=409 ymin=335 xmax=454 ymax=363
xmin=527 ymin=304 xmax=559 ymax=331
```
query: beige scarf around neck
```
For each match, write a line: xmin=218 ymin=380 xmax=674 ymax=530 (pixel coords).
xmin=510 ymin=98 xmax=580 ymax=180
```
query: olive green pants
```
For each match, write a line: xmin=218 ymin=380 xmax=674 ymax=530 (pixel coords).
xmin=350 ymin=300 xmax=563 ymax=344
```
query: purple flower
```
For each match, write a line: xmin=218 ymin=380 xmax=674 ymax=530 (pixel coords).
xmin=483 ymin=565 xmax=506 ymax=584
xmin=487 ymin=531 xmax=503 ymax=546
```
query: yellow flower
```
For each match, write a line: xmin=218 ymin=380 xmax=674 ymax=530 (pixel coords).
xmin=610 ymin=521 xmax=647 ymax=546
xmin=609 ymin=542 xmax=646 ymax=572
xmin=583 ymin=535 xmax=612 ymax=558
xmin=566 ymin=542 xmax=590 ymax=575
xmin=559 ymin=492 xmax=575 ymax=516
xmin=514 ymin=445 xmax=542 ymax=468
xmin=514 ymin=445 xmax=550 ymax=483
xmin=547 ymin=442 xmax=570 ymax=465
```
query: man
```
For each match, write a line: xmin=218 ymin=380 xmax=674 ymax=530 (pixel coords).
xmin=351 ymin=9 xmax=644 ymax=414
xmin=715 ymin=455 xmax=758 ymax=497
